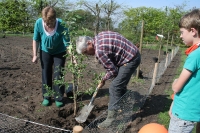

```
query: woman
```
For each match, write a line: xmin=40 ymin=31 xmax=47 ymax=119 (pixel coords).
xmin=32 ymin=6 xmax=70 ymax=107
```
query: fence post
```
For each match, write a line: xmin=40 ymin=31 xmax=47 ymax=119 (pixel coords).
xmin=171 ymin=49 xmax=174 ymax=60
xmin=165 ymin=53 xmax=169 ymax=68
xmin=152 ymin=63 xmax=158 ymax=87
xmin=136 ymin=20 xmax=144 ymax=78
xmin=73 ymin=125 xmax=83 ymax=133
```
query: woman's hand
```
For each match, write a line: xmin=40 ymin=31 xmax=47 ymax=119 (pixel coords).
xmin=32 ymin=55 xmax=38 ymax=63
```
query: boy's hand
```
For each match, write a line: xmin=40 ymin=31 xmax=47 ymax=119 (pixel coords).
xmin=169 ymin=101 xmax=173 ymax=118
xmin=168 ymin=110 xmax=172 ymax=118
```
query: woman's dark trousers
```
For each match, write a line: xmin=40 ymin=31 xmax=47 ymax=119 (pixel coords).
xmin=40 ymin=50 xmax=66 ymax=102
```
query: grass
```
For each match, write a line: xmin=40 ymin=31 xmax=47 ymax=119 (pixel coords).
xmin=0 ymin=33 xmax=33 ymax=38
xmin=131 ymin=76 xmax=144 ymax=84
xmin=157 ymin=48 xmax=196 ymax=133
xmin=142 ymin=42 xmax=174 ymax=52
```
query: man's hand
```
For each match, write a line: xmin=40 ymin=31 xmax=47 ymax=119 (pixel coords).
xmin=97 ymin=80 xmax=105 ymax=89
xmin=73 ymin=56 xmax=78 ymax=65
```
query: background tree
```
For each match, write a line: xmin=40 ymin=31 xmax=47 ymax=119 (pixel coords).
xmin=30 ymin=0 xmax=49 ymax=16
xmin=102 ymin=0 xmax=120 ymax=30
xmin=166 ymin=6 xmax=187 ymax=45
xmin=0 ymin=0 xmax=31 ymax=33
xmin=80 ymin=0 xmax=101 ymax=35
xmin=30 ymin=0 xmax=66 ymax=17
xmin=0 ymin=0 xmax=191 ymax=43
xmin=118 ymin=7 xmax=166 ymax=43
xmin=118 ymin=6 xmax=187 ymax=44
xmin=64 ymin=9 xmax=96 ymax=32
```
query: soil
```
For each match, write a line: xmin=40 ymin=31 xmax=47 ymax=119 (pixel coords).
xmin=0 ymin=36 xmax=181 ymax=133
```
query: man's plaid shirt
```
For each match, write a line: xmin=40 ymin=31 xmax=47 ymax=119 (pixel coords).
xmin=94 ymin=31 xmax=139 ymax=81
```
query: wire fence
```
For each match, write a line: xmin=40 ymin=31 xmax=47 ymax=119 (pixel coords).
xmin=0 ymin=113 xmax=71 ymax=133
xmin=0 ymin=46 xmax=179 ymax=133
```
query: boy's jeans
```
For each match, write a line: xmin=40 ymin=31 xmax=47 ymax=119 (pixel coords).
xmin=168 ymin=114 xmax=196 ymax=133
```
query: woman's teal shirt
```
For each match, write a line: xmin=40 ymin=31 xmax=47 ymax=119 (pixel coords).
xmin=33 ymin=18 xmax=70 ymax=55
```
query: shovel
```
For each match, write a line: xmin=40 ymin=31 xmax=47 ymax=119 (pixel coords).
xmin=75 ymin=87 xmax=100 ymax=123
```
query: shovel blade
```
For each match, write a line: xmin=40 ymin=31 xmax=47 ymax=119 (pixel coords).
xmin=75 ymin=104 xmax=94 ymax=123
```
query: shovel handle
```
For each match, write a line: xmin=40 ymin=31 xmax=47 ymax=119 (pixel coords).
xmin=88 ymin=87 xmax=99 ymax=106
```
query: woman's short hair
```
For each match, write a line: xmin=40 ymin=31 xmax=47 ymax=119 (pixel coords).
xmin=76 ymin=36 xmax=92 ymax=54
xmin=42 ymin=6 xmax=56 ymax=24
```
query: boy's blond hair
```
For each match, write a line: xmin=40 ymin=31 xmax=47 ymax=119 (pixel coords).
xmin=179 ymin=9 xmax=200 ymax=34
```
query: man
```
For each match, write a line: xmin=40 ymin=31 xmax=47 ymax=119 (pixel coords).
xmin=76 ymin=31 xmax=141 ymax=128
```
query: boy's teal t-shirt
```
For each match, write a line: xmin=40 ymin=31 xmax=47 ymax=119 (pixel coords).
xmin=33 ymin=18 xmax=70 ymax=55
xmin=172 ymin=47 xmax=200 ymax=122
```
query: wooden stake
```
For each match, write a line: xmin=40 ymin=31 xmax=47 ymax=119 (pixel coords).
xmin=136 ymin=20 xmax=144 ymax=78
xmin=171 ymin=49 xmax=174 ymax=60
xmin=73 ymin=125 xmax=83 ymax=133
xmin=152 ymin=63 xmax=158 ymax=87
xmin=165 ymin=54 xmax=169 ymax=68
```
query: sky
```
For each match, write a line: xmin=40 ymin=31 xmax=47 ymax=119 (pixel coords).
xmin=113 ymin=0 xmax=198 ymax=10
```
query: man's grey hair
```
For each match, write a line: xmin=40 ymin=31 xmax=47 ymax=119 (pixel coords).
xmin=76 ymin=36 xmax=93 ymax=54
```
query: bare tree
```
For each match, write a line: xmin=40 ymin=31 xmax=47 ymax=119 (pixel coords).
xmin=102 ymin=0 xmax=120 ymax=30
xmin=82 ymin=1 xmax=101 ymax=35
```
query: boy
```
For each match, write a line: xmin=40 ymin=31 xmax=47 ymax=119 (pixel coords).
xmin=168 ymin=9 xmax=200 ymax=133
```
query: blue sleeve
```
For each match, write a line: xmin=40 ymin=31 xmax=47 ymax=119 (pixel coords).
xmin=184 ymin=50 xmax=200 ymax=72
xmin=33 ymin=18 xmax=42 ymax=42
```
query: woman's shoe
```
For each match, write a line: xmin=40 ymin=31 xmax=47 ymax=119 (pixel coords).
xmin=42 ymin=99 xmax=50 ymax=106
xmin=55 ymin=101 xmax=64 ymax=108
